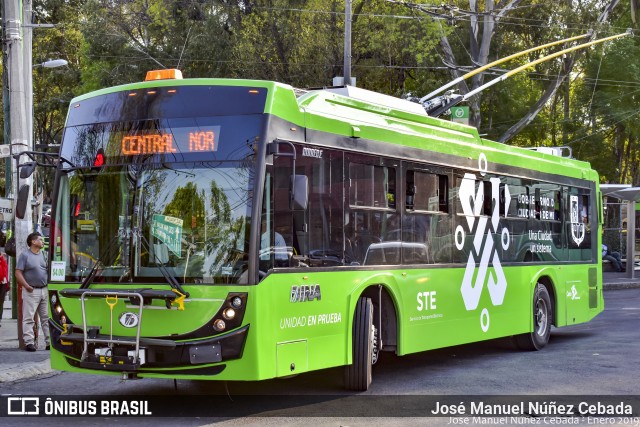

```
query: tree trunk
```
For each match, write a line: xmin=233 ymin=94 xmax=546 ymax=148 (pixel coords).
xmin=498 ymin=0 xmax=621 ymax=143
xmin=614 ymin=123 xmax=626 ymax=182
xmin=499 ymin=57 xmax=574 ymax=143
xmin=440 ymin=36 xmax=468 ymax=93
xmin=436 ymin=0 xmax=522 ymax=128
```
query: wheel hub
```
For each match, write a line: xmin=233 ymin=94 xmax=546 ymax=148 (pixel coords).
xmin=535 ymin=298 xmax=548 ymax=336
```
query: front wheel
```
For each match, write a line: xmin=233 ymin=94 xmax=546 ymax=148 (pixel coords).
xmin=345 ymin=297 xmax=375 ymax=391
xmin=514 ymin=284 xmax=552 ymax=350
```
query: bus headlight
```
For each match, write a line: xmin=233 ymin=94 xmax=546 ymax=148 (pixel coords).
xmin=209 ymin=293 xmax=247 ymax=336
xmin=213 ymin=319 xmax=226 ymax=332
xmin=48 ymin=291 xmax=71 ymax=327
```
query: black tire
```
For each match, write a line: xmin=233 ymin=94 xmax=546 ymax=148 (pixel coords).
xmin=515 ymin=284 xmax=552 ymax=351
xmin=345 ymin=297 xmax=374 ymax=391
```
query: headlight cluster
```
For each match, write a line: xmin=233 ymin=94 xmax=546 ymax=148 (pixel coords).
xmin=49 ymin=291 xmax=69 ymax=326
xmin=211 ymin=293 xmax=247 ymax=333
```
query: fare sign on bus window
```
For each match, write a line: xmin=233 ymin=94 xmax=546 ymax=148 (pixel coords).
xmin=121 ymin=128 xmax=220 ymax=156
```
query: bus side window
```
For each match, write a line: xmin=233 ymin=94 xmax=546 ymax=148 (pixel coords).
xmin=406 ymin=170 xmax=415 ymax=210
xmin=580 ymin=195 xmax=589 ymax=224
xmin=438 ymin=175 xmax=448 ymax=213
xmin=410 ymin=170 xmax=448 ymax=213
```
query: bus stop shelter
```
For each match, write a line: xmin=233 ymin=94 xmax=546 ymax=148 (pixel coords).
xmin=601 ymin=184 xmax=640 ymax=279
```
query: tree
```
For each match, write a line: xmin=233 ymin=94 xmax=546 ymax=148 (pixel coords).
xmin=498 ymin=0 xmax=625 ymax=143
xmin=574 ymin=32 xmax=640 ymax=184
xmin=18 ymin=0 xmax=640 ymax=192
xmin=350 ymin=0 xmax=443 ymax=96
xmin=78 ymin=0 xmax=241 ymax=89
xmin=398 ymin=0 xmax=630 ymax=148
xmin=230 ymin=0 xmax=343 ymax=86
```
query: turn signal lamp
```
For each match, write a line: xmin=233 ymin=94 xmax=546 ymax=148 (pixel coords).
xmin=145 ymin=69 xmax=183 ymax=81
xmin=213 ymin=319 xmax=226 ymax=332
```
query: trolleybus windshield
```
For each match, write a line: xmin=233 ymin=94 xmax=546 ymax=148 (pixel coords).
xmin=52 ymin=88 xmax=265 ymax=285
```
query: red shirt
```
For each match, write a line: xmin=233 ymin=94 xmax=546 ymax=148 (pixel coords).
xmin=0 ymin=255 xmax=8 ymax=291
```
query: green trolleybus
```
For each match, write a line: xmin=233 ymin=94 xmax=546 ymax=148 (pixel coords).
xmin=47 ymin=69 xmax=603 ymax=391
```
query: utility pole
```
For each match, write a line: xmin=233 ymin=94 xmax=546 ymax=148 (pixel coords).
xmin=24 ymin=0 xmax=33 ymax=151
xmin=1 ymin=0 xmax=14 ymax=322
xmin=3 ymin=0 xmax=33 ymax=348
xmin=343 ymin=0 xmax=352 ymax=86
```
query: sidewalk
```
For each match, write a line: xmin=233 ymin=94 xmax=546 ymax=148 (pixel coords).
xmin=602 ymin=271 xmax=640 ymax=289
xmin=0 ymin=297 xmax=54 ymax=383
xmin=0 ymin=274 xmax=638 ymax=384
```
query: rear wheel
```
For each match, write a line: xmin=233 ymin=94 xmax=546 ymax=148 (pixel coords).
xmin=515 ymin=284 xmax=552 ymax=350
xmin=345 ymin=297 xmax=375 ymax=391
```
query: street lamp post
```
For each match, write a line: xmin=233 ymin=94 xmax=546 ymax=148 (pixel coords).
xmin=30 ymin=59 xmax=68 ymax=229
xmin=37 ymin=59 xmax=68 ymax=68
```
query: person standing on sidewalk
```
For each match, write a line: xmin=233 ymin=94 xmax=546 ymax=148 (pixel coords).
xmin=15 ymin=232 xmax=50 ymax=352
xmin=0 ymin=252 xmax=8 ymax=327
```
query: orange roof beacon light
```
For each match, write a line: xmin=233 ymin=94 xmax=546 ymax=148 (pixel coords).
xmin=145 ymin=69 xmax=183 ymax=81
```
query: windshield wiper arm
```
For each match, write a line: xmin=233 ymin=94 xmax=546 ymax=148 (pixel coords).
xmin=138 ymin=231 xmax=190 ymax=298
xmin=80 ymin=233 xmax=121 ymax=289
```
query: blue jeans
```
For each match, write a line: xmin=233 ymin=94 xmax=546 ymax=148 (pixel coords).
xmin=603 ymin=252 xmax=623 ymax=272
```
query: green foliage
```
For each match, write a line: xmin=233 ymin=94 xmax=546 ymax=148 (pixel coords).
xmin=350 ymin=0 xmax=442 ymax=95
xmin=573 ymin=30 xmax=640 ymax=184
xmin=230 ymin=0 xmax=342 ymax=86
xmin=164 ymin=182 xmax=206 ymax=226
xmin=5 ymin=0 xmax=637 ymax=198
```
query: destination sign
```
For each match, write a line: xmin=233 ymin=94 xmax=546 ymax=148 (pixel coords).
xmin=121 ymin=127 xmax=220 ymax=156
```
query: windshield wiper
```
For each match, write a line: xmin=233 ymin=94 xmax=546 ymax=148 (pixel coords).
xmin=138 ymin=231 xmax=190 ymax=298
xmin=80 ymin=233 xmax=121 ymax=289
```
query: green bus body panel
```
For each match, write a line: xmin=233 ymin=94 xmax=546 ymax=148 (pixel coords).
xmin=297 ymin=89 xmax=592 ymax=179
xmin=48 ymin=262 xmax=602 ymax=381
xmin=51 ymin=78 xmax=603 ymax=382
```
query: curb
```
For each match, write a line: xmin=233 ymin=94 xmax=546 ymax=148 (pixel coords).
xmin=0 ymin=359 xmax=54 ymax=383
xmin=0 ymin=339 xmax=20 ymax=350
xmin=603 ymin=282 xmax=640 ymax=290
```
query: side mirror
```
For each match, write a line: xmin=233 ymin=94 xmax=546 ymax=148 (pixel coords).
xmin=291 ymin=175 xmax=308 ymax=210
xmin=19 ymin=162 xmax=37 ymax=179
xmin=16 ymin=184 xmax=30 ymax=219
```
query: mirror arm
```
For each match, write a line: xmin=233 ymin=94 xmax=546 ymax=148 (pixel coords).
xmin=12 ymin=150 xmax=60 ymax=168
xmin=12 ymin=151 xmax=64 ymax=219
